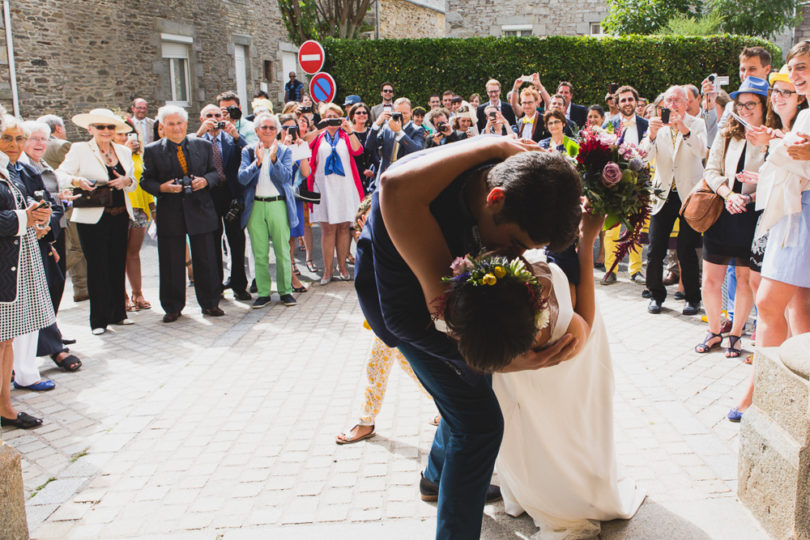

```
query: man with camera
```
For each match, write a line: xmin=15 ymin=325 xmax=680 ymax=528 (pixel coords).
xmin=640 ymin=85 xmax=707 ymax=316
xmin=425 ymin=108 xmax=453 ymax=148
xmin=365 ymin=97 xmax=424 ymax=189
xmin=217 ymin=91 xmax=257 ymax=145
xmin=370 ymin=82 xmax=396 ymax=123
xmin=476 ymin=79 xmax=516 ymax=132
xmin=196 ymin=104 xmax=250 ymax=301
xmin=141 ymin=105 xmax=224 ymax=322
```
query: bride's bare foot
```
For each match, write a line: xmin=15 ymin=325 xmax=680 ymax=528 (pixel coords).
xmin=335 ymin=424 xmax=375 ymax=445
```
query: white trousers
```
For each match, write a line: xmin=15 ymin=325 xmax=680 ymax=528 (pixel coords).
xmin=13 ymin=330 xmax=42 ymax=386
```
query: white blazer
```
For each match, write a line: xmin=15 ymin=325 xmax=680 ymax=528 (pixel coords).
xmin=640 ymin=113 xmax=708 ymax=215
xmin=704 ymin=135 xmax=766 ymax=195
xmin=57 ymin=139 xmax=136 ymax=224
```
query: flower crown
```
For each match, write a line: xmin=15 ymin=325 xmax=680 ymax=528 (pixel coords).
xmin=442 ymin=254 xmax=551 ymax=330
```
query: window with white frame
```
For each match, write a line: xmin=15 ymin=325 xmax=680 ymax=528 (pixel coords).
xmin=502 ymin=25 xmax=533 ymax=37
xmin=161 ymin=34 xmax=192 ymax=106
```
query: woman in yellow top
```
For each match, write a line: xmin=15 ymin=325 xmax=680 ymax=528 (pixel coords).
xmin=114 ymin=118 xmax=154 ymax=311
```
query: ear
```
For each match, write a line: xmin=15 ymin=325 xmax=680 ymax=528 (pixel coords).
xmin=485 ymin=187 xmax=506 ymax=210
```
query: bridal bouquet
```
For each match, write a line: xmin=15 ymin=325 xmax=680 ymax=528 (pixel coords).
xmin=576 ymin=126 xmax=652 ymax=273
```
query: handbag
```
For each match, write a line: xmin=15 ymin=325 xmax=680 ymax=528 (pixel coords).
xmin=679 ymin=137 xmax=731 ymax=233
xmin=679 ymin=179 xmax=724 ymax=233
xmin=72 ymin=185 xmax=113 ymax=208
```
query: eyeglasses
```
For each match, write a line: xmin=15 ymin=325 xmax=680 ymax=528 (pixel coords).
xmin=546 ymin=120 xmax=563 ymax=126
xmin=204 ymin=113 xmax=223 ymax=118
xmin=92 ymin=124 xmax=118 ymax=130
xmin=382 ymin=89 xmax=394 ymax=93
xmin=0 ymin=134 xmax=28 ymax=143
xmin=258 ymin=125 xmax=277 ymax=131
xmin=736 ymin=101 xmax=760 ymax=111
xmin=771 ymin=88 xmax=797 ymax=98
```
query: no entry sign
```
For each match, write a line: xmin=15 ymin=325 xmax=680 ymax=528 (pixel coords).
xmin=309 ymin=72 xmax=337 ymax=104
xmin=298 ymin=40 xmax=325 ymax=75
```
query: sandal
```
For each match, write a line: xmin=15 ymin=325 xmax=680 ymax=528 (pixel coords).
xmin=51 ymin=351 xmax=82 ymax=372
xmin=346 ymin=254 xmax=355 ymax=265
xmin=725 ymin=335 xmax=743 ymax=358
xmin=695 ymin=332 xmax=723 ymax=353
xmin=306 ymin=260 xmax=318 ymax=273
xmin=293 ymin=285 xmax=308 ymax=293
xmin=125 ymin=297 xmax=136 ymax=312
xmin=335 ymin=424 xmax=375 ymax=445
xmin=132 ymin=293 xmax=151 ymax=310
xmin=292 ymin=263 xmax=301 ymax=276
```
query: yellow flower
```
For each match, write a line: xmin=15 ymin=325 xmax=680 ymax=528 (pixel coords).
xmin=493 ymin=266 xmax=506 ymax=278
xmin=482 ymin=273 xmax=497 ymax=286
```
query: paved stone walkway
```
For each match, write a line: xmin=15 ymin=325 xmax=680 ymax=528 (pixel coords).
xmin=2 ymin=238 xmax=769 ymax=539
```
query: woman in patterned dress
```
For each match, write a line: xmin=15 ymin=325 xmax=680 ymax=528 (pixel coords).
xmin=0 ymin=113 xmax=57 ymax=429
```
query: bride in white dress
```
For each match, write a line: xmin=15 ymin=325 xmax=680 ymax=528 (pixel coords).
xmin=493 ymin=253 xmax=646 ymax=539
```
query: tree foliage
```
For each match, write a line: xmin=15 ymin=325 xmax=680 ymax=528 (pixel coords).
xmin=603 ymin=0 xmax=799 ymax=38
xmin=277 ymin=0 xmax=373 ymax=45
xmin=660 ymin=10 xmax=724 ymax=36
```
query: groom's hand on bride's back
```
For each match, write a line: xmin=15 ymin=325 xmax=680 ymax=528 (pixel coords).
xmin=498 ymin=334 xmax=578 ymax=372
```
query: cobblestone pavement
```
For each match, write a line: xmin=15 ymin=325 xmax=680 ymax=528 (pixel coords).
xmin=3 ymin=236 xmax=768 ymax=539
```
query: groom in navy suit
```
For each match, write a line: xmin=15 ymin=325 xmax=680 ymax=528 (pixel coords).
xmin=196 ymin=104 xmax=249 ymax=299
xmin=604 ymin=85 xmax=649 ymax=145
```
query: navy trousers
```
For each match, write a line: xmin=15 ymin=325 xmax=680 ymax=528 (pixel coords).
xmin=397 ymin=342 xmax=503 ymax=540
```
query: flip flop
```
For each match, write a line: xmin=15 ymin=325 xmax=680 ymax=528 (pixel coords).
xmin=335 ymin=424 xmax=375 ymax=445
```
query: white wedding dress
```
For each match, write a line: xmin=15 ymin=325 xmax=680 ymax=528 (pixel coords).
xmin=493 ymin=261 xmax=645 ymax=539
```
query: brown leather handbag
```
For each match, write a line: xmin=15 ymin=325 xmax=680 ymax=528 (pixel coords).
xmin=679 ymin=137 xmax=730 ymax=233
xmin=679 ymin=179 xmax=724 ymax=233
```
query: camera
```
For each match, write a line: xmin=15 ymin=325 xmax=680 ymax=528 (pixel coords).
xmin=226 ymin=105 xmax=242 ymax=120
xmin=32 ymin=190 xmax=51 ymax=209
xmin=299 ymin=106 xmax=313 ymax=114
xmin=224 ymin=199 xmax=244 ymax=224
xmin=286 ymin=125 xmax=299 ymax=139
xmin=215 ymin=121 xmax=226 ymax=130
xmin=174 ymin=175 xmax=194 ymax=195
xmin=708 ymin=73 xmax=716 ymax=83
xmin=609 ymin=82 xmax=619 ymax=94
xmin=660 ymin=107 xmax=671 ymax=124
xmin=392 ymin=112 xmax=403 ymax=123
xmin=436 ymin=121 xmax=447 ymax=132
xmin=489 ymin=111 xmax=497 ymax=121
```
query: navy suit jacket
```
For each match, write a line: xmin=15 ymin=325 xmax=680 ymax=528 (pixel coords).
xmin=201 ymin=132 xmax=247 ymax=213
xmin=477 ymin=101 xmax=517 ymax=132
xmin=365 ymin=121 xmax=425 ymax=187
xmin=604 ymin=115 xmax=649 ymax=142
xmin=568 ymin=103 xmax=588 ymax=129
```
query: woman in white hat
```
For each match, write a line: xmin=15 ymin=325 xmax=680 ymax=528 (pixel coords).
xmin=57 ymin=108 xmax=137 ymax=335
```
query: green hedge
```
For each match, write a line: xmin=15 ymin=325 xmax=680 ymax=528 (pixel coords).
xmin=321 ymin=35 xmax=781 ymax=110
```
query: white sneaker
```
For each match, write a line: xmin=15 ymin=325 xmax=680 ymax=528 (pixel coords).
xmin=91 ymin=328 xmax=106 ymax=335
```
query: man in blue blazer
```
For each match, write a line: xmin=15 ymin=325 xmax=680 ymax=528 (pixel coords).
xmin=196 ymin=104 xmax=250 ymax=300
xmin=603 ymin=85 xmax=649 ymax=145
xmin=237 ymin=113 xmax=297 ymax=309
xmin=365 ymin=97 xmax=424 ymax=190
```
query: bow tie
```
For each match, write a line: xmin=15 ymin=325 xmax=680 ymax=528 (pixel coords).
xmin=522 ymin=117 xmax=534 ymax=124
xmin=621 ymin=117 xmax=636 ymax=127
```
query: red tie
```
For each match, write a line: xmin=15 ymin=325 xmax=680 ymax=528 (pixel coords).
xmin=211 ymin=138 xmax=226 ymax=183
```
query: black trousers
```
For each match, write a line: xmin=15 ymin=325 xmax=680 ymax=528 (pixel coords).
xmin=646 ymin=191 xmax=702 ymax=304
xmin=76 ymin=212 xmax=129 ymax=329
xmin=215 ymin=217 xmax=248 ymax=293
xmin=157 ymin=231 xmax=220 ymax=314
xmin=37 ymin=323 xmax=63 ymax=357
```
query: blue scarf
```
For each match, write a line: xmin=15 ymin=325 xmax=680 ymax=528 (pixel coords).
xmin=323 ymin=131 xmax=345 ymax=177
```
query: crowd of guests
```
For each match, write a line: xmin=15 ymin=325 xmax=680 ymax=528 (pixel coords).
xmin=2 ymin=43 xmax=809 ymax=430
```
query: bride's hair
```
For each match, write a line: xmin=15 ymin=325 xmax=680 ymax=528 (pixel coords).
xmin=442 ymin=255 xmax=544 ymax=372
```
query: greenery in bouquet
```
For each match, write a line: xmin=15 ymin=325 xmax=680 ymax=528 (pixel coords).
xmin=575 ymin=126 xmax=652 ymax=273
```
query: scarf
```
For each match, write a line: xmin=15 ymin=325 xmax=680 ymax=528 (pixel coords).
xmin=323 ymin=131 xmax=345 ymax=177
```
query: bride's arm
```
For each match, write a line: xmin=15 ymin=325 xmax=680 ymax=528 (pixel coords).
xmin=380 ymin=136 xmax=540 ymax=312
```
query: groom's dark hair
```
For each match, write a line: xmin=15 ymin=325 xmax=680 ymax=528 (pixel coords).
xmin=486 ymin=151 xmax=582 ymax=252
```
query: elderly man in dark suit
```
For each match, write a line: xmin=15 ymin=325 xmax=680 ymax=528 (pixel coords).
xmin=365 ymin=97 xmax=424 ymax=190
xmin=141 ymin=105 xmax=223 ymax=322
xmin=195 ymin=104 xmax=250 ymax=300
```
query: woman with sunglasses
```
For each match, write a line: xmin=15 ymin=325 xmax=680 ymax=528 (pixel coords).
xmin=58 ymin=109 xmax=136 ymax=334
xmin=348 ymin=103 xmax=375 ymax=194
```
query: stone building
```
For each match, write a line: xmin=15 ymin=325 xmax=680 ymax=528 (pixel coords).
xmin=0 ymin=0 xmax=296 ymax=138
xmin=377 ymin=0 xmax=445 ymax=39
xmin=445 ymin=0 xmax=608 ymax=38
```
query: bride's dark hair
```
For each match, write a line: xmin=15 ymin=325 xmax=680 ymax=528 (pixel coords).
xmin=443 ymin=271 xmax=538 ymax=373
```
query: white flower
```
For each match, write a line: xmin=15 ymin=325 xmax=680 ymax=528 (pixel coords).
xmin=535 ymin=306 xmax=551 ymax=331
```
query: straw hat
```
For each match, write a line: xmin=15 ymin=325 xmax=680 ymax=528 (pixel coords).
xmin=72 ymin=108 xmax=132 ymax=133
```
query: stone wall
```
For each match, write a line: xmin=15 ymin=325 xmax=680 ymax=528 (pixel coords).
xmin=0 ymin=0 xmax=293 ymax=139
xmin=445 ymin=0 xmax=608 ymax=38
xmin=379 ymin=0 xmax=445 ymax=39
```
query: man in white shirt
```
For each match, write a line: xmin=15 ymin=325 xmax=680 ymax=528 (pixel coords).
xmin=130 ymin=98 xmax=155 ymax=145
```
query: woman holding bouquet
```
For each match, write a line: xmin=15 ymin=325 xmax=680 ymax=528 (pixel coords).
xmin=696 ymin=77 xmax=769 ymax=358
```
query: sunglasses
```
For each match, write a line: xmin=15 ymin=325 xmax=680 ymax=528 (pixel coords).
xmin=204 ymin=113 xmax=223 ymax=118
xmin=258 ymin=125 xmax=277 ymax=131
xmin=354 ymin=110 xmax=368 ymax=115
xmin=92 ymin=124 xmax=118 ymax=130
xmin=382 ymin=89 xmax=394 ymax=93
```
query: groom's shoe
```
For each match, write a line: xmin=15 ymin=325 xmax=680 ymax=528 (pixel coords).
xmin=419 ymin=473 xmax=502 ymax=503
